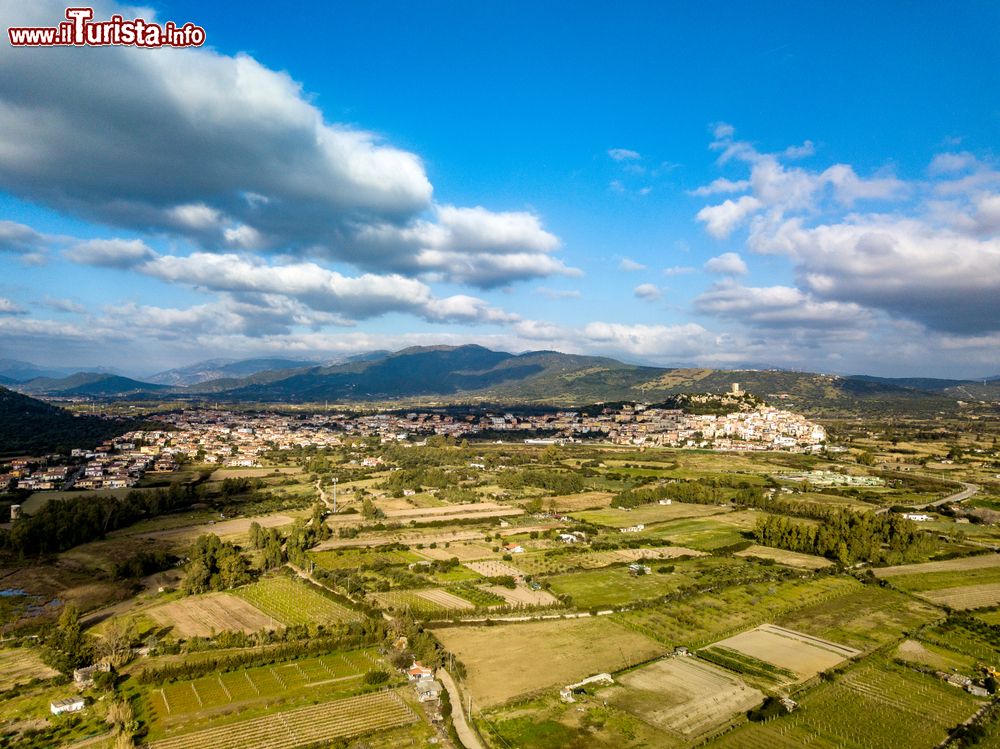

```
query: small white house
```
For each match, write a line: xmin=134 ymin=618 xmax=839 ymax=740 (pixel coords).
xmin=902 ymin=513 xmax=933 ymax=522
xmin=51 ymin=698 xmax=85 ymax=715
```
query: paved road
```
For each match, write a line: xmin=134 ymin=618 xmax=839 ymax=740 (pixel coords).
xmin=875 ymin=480 xmax=979 ymax=515
xmin=437 ymin=668 xmax=485 ymax=749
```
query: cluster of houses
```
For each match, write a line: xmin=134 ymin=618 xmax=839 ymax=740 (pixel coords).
xmin=406 ymin=661 xmax=443 ymax=704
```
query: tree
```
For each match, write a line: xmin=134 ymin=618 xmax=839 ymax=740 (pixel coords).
xmin=96 ymin=618 xmax=137 ymax=668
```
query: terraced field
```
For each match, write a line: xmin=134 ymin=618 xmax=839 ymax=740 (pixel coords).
xmin=232 ymin=576 xmax=360 ymax=627
xmin=149 ymin=689 xmax=417 ymax=749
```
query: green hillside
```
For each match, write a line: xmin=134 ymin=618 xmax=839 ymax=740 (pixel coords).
xmin=0 ymin=387 xmax=137 ymax=455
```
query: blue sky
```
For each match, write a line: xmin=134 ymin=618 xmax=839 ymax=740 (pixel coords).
xmin=0 ymin=0 xmax=998 ymax=377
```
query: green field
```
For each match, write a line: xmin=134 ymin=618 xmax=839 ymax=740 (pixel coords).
xmin=705 ymin=659 xmax=981 ymax=749
xmin=546 ymin=557 xmax=762 ymax=610
xmin=613 ymin=576 xmax=860 ymax=649
xmin=310 ymin=547 xmax=424 ymax=570
xmin=638 ymin=517 xmax=751 ymax=550
xmin=141 ymin=649 xmax=387 ymax=742
xmin=775 ymin=586 xmax=941 ymax=652
xmin=232 ymin=575 xmax=360 ymax=627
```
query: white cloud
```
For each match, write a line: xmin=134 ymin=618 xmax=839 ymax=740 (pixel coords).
xmin=696 ymin=196 xmax=763 ymax=239
xmin=662 ymin=265 xmax=697 ymax=277
xmin=688 ymin=178 xmax=750 ymax=197
xmin=65 ymin=238 xmax=156 ymax=268
xmin=0 ymin=297 xmax=25 ymax=315
xmin=536 ymin=287 xmax=582 ymax=299
xmin=929 ymin=151 xmax=979 ymax=176
xmin=608 ymin=148 xmax=641 ymax=161
xmin=0 ymin=1 xmax=569 ymax=288
xmin=749 ymin=216 xmax=1000 ymax=333
xmin=633 ymin=283 xmax=661 ymax=300
xmin=694 ymin=281 xmax=873 ymax=332
xmin=704 ymin=252 xmax=748 ymax=276
xmin=0 ymin=220 xmax=47 ymax=255
xmin=619 ymin=258 xmax=647 ymax=272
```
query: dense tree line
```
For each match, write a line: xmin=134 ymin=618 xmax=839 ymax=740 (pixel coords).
xmin=497 ymin=468 xmax=584 ymax=494
xmin=611 ymin=481 xmax=725 ymax=509
xmin=753 ymin=510 xmax=928 ymax=565
xmin=181 ymin=534 xmax=252 ymax=593
xmin=111 ymin=550 xmax=178 ymax=580
xmin=0 ymin=483 xmax=197 ymax=557
xmin=247 ymin=521 xmax=286 ymax=570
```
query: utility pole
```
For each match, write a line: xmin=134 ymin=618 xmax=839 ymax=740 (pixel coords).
xmin=332 ymin=477 xmax=338 ymax=513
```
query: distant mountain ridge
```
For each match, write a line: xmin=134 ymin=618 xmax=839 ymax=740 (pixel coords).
xmin=18 ymin=373 xmax=170 ymax=397
xmin=8 ymin=346 xmax=1000 ymax=413
xmin=147 ymin=357 xmax=321 ymax=386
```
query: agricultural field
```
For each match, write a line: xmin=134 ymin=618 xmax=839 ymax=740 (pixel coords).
xmin=148 ymin=688 xmax=417 ymax=749
xmin=232 ymin=575 xmax=360 ymax=627
xmin=602 ymin=656 xmax=763 ymax=740
xmin=705 ymin=659 xmax=982 ymax=749
xmin=146 ymin=592 xmax=277 ymax=637
xmin=701 ymin=624 xmax=859 ymax=685
xmin=545 ymin=557 xmax=748 ymax=610
xmin=432 ymin=616 xmax=666 ymax=707
xmin=873 ymin=554 xmax=1000 ymax=609
xmin=639 ymin=516 xmax=752 ymax=550
xmin=484 ymin=584 xmax=559 ymax=607
xmin=513 ymin=545 xmax=704 ymax=576
xmin=893 ymin=639 xmax=979 ymax=673
xmin=143 ymin=649 xmax=384 ymax=738
xmin=310 ymin=547 xmax=424 ymax=570
xmin=735 ymin=544 xmax=832 ymax=569
xmin=369 ymin=589 xmax=459 ymax=615
xmin=613 ymin=576 xmax=860 ymax=649
xmin=139 ymin=513 xmax=298 ymax=542
xmin=775 ymin=586 xmax=941 ymax=653
xmin=0 ymin=648 xmax=58 ymax=691
xmin=571 ymin=501 xmax=728 ymax=528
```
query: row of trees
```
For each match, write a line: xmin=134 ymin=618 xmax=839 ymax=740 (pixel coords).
xmin=1 ymin=483 xmax=197 ymax=557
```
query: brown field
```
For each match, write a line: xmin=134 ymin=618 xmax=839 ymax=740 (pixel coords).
xmin=0 ymin=648 xmax=59 ymax=690
xmin=484 ymin=584 xmax=559 ymax=607
xmin=416 ymin=542 xmax=496 ymax=562
xmin=918 ymin=583 xmax=1000 ymax=610
xmin=146 ymin=593 xmax=275 ymax=636
xmin=464 ymin=560 xmax=527 ymax=578
xmin=604 ymin=656 xmax=763 ymax=738
xmin=707 ymin=624 xmax=859 ymax=681
xmin=874 ymin=554 xmax=1000 ymax=578
xmin=431 ymin=617 xmax=665 ymax=707
xmin=545 ymin=491 xmax=614 ymax=512
xmin=415 ymin=589 xmax=475 ymax=610
xmin=895 ymin=639 xmax=978 ymax=672
xmin=138 ymin=513 xmax=296 ymax=542
xmin=735 ymin=545 xmax=833 ymax=570
xmin=208 ymin=466 xmax=302 ymax=480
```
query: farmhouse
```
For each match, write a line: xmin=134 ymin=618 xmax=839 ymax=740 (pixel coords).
xmin=407 ymin=662 xmax=434 ymax=681
xmin=73 ymin=662 xmax=111 ymax=686
xmin=50 ymin=697 xmax=85 ymax=715
xmin=415 ymin=679 xmax=443 ymax=702
xmin=504 ymin=543 xmax=525 ymax=554
xmin=620 ymin=523 xmax=645 ymax=533
xmin=902 ymin=513 xmax=933 ymax=522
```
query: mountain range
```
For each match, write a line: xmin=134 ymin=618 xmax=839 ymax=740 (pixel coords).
xmin=3 ymin=345 xmax=999 ymax=414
